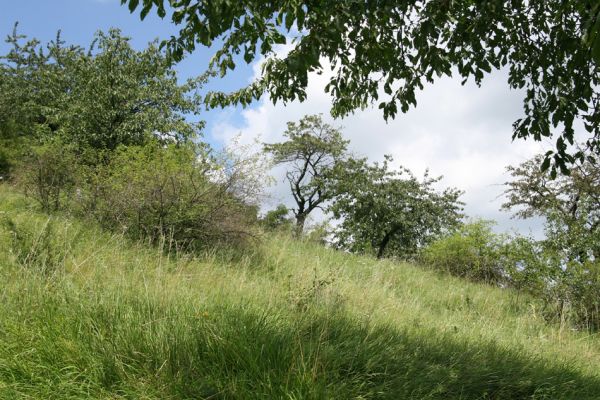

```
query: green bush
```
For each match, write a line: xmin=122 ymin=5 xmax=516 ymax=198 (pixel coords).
xmin=11 ymin=137 xmax=264 ymax=252
xmin=565 ymin=261 xmax=600 ymax=330
xmin=499 ymin=239 xmax=600 ymax=331
xmin=419 ymin=220 xmax=507 ymax=284
xmin=261 ymin=204 xmax=293 ymax=232
xmin=16 ymin=139 xmax=78 ymax=211
xmin=505 ymin=233 xmax=600 ymax=331
xmin=422 ymin=220 xmax=600 ymax=331
xmin=0 ymin=126 xmax=38 ymax=180
xmin=499 ymin=236 xmax=550 ymax=294
xmin=79 ymin=142 xmax=258 ymax=249
xmin=537 ymin=260 xmax=600 ymax=331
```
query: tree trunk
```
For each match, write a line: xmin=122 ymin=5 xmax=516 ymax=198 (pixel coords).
xmin=377 ymin=230 xmax=393 ymax=259
xmin=295 ymin=213 xmax=307 ymax=237
xmin=377 ymin=225 xmax=401 ymax=259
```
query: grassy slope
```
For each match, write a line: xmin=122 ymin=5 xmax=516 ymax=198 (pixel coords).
xmin=0 ymin=185 xmax=599 ymax=399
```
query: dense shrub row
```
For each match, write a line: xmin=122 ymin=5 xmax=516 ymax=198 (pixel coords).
xmin=16 ymin=140 xmax=262 ymax=250
xmin=420 ymin=220 xmax=600 ymax=331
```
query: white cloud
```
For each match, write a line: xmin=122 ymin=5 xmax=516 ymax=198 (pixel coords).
xmin=210 ymin=59 xmax=550 ymax=237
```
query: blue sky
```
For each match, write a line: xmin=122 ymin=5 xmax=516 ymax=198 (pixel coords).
xmin=2 ymin=0 xmax=551 ymax=235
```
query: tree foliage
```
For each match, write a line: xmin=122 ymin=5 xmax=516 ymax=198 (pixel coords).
xmin=123 ymin=0 xmax=600 ymax=174
xmin=0 ymin=24 xmax=206 ymax=163
xmin=330 ymin=156 xmax=463 ymax=259
xmin=59 ymin=29 xmax=206 ymax=151
xmin=261 ymin=204 xmax=293 ymax=231
xmin=2 ymin=25 xmax=271 ymax=250
xmin=263 ymin=114 xmax=348 ymax=235
xmin=16 ymin=139 xmax=78 ymax=212
xmin=85 ymin=142 xmax=260 ymax=247
xmin=503 ymin=148 xmax=600 ymax=261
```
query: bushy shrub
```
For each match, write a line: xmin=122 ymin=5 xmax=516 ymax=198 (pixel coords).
xmin=501 ymin=239 xmax=600 ymax=331
xmin=79 ymin=142 xmax=258 ymax=249
xmin=11 ymin=134 xmax=269 ymax=252
xmin=16 ymin=140 xmax=78 ymax=211
xmin=261 ymin=204 xmax=293 ymax=232
xmin=422 ymin=220 xmax=600 ymax=331
xmin=1 ymin=216 xmax=67 ymax=275
xmin=499 ymin=236 xmax=550 ymax=294
xmin=419 ymin=220 xmax=507 ymax=284
xmin=561 ymin=261 xmax=600 ymax=330
xmin=533 ymin=257 xmax=600 ymax=331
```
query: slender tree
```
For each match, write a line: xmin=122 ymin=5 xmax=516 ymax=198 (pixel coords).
xmin=264 ymin=114 xmax=348 ymax=236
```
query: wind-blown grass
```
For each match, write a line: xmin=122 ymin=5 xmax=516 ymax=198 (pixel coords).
xmin=0 ymin=185 xmax=599 ymax=399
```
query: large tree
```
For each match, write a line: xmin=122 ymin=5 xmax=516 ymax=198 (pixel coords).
xmin=330 ymin=156 xmax=463 ymax=259
xmin=263 ymin=114 xmax=348 ymax=235
xmin=0 ymin=25 xmax=206 ymax=160
xmin=123 ymin=0 xmax=600 ymax=174
xmin=0 ymin=25 xmax=78 ymax=175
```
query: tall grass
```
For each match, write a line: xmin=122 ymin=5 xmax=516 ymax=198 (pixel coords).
xmin=1 ymin=185 xmax=599 ymax=399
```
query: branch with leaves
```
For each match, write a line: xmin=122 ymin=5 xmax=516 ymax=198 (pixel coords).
xmin=123 ymin=0 xmax=599 ymax=174
xmin=503 ymin=147 xmax=600 ymax=261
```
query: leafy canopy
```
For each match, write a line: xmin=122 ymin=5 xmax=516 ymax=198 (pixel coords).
xmin=0 ymin=24 xmax=206 ymax=156
xmin=123 ymin=0 xmax=600 ymax=174
xmin=330 ymin=156 xmax=464 ymax=259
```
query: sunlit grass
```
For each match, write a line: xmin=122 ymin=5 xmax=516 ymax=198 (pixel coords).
xmin=0 ymin=184 xmax=599 ymax=399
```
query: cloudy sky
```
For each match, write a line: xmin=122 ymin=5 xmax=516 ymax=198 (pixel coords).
xmin=2 ymin=0 xmax=551 ymax=236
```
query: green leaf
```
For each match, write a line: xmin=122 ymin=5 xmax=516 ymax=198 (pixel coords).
xmin=154 ymin=0 xmax=166 ymax=18
xmin=285 ymin=12 xmax=294 ymax=31
xmin=559 ymin=163 xmax=570 ymax=176
xmin=128 ymin=0 xmax=139 ymax=12
xmin=140 ymin=1 xmax=153 ymax=20
xmin=592 ymin=37 xmax=600 ymax=65
xmin=297 ymin=7 xmax=305 ymax=29
xmin=540 ymin=157 xmax=550 ymax=172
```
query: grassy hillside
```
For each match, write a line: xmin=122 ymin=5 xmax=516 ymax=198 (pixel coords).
xmin=0 ymin=184 xmax=599 ymax=399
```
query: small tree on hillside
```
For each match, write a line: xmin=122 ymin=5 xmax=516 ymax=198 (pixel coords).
xmin=503 ymin=149 xmax=600 ymax=262
xmin=264 ymin=114 xmax=349 ymax=236
xmin=330 ymin=156 xmax=464 ymax=259
xmin=503 ymin=147 xmax=600 ymax=331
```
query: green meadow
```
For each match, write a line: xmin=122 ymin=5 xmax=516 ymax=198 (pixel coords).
xmin=1 ymin=185 xmax=599 ymax=399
